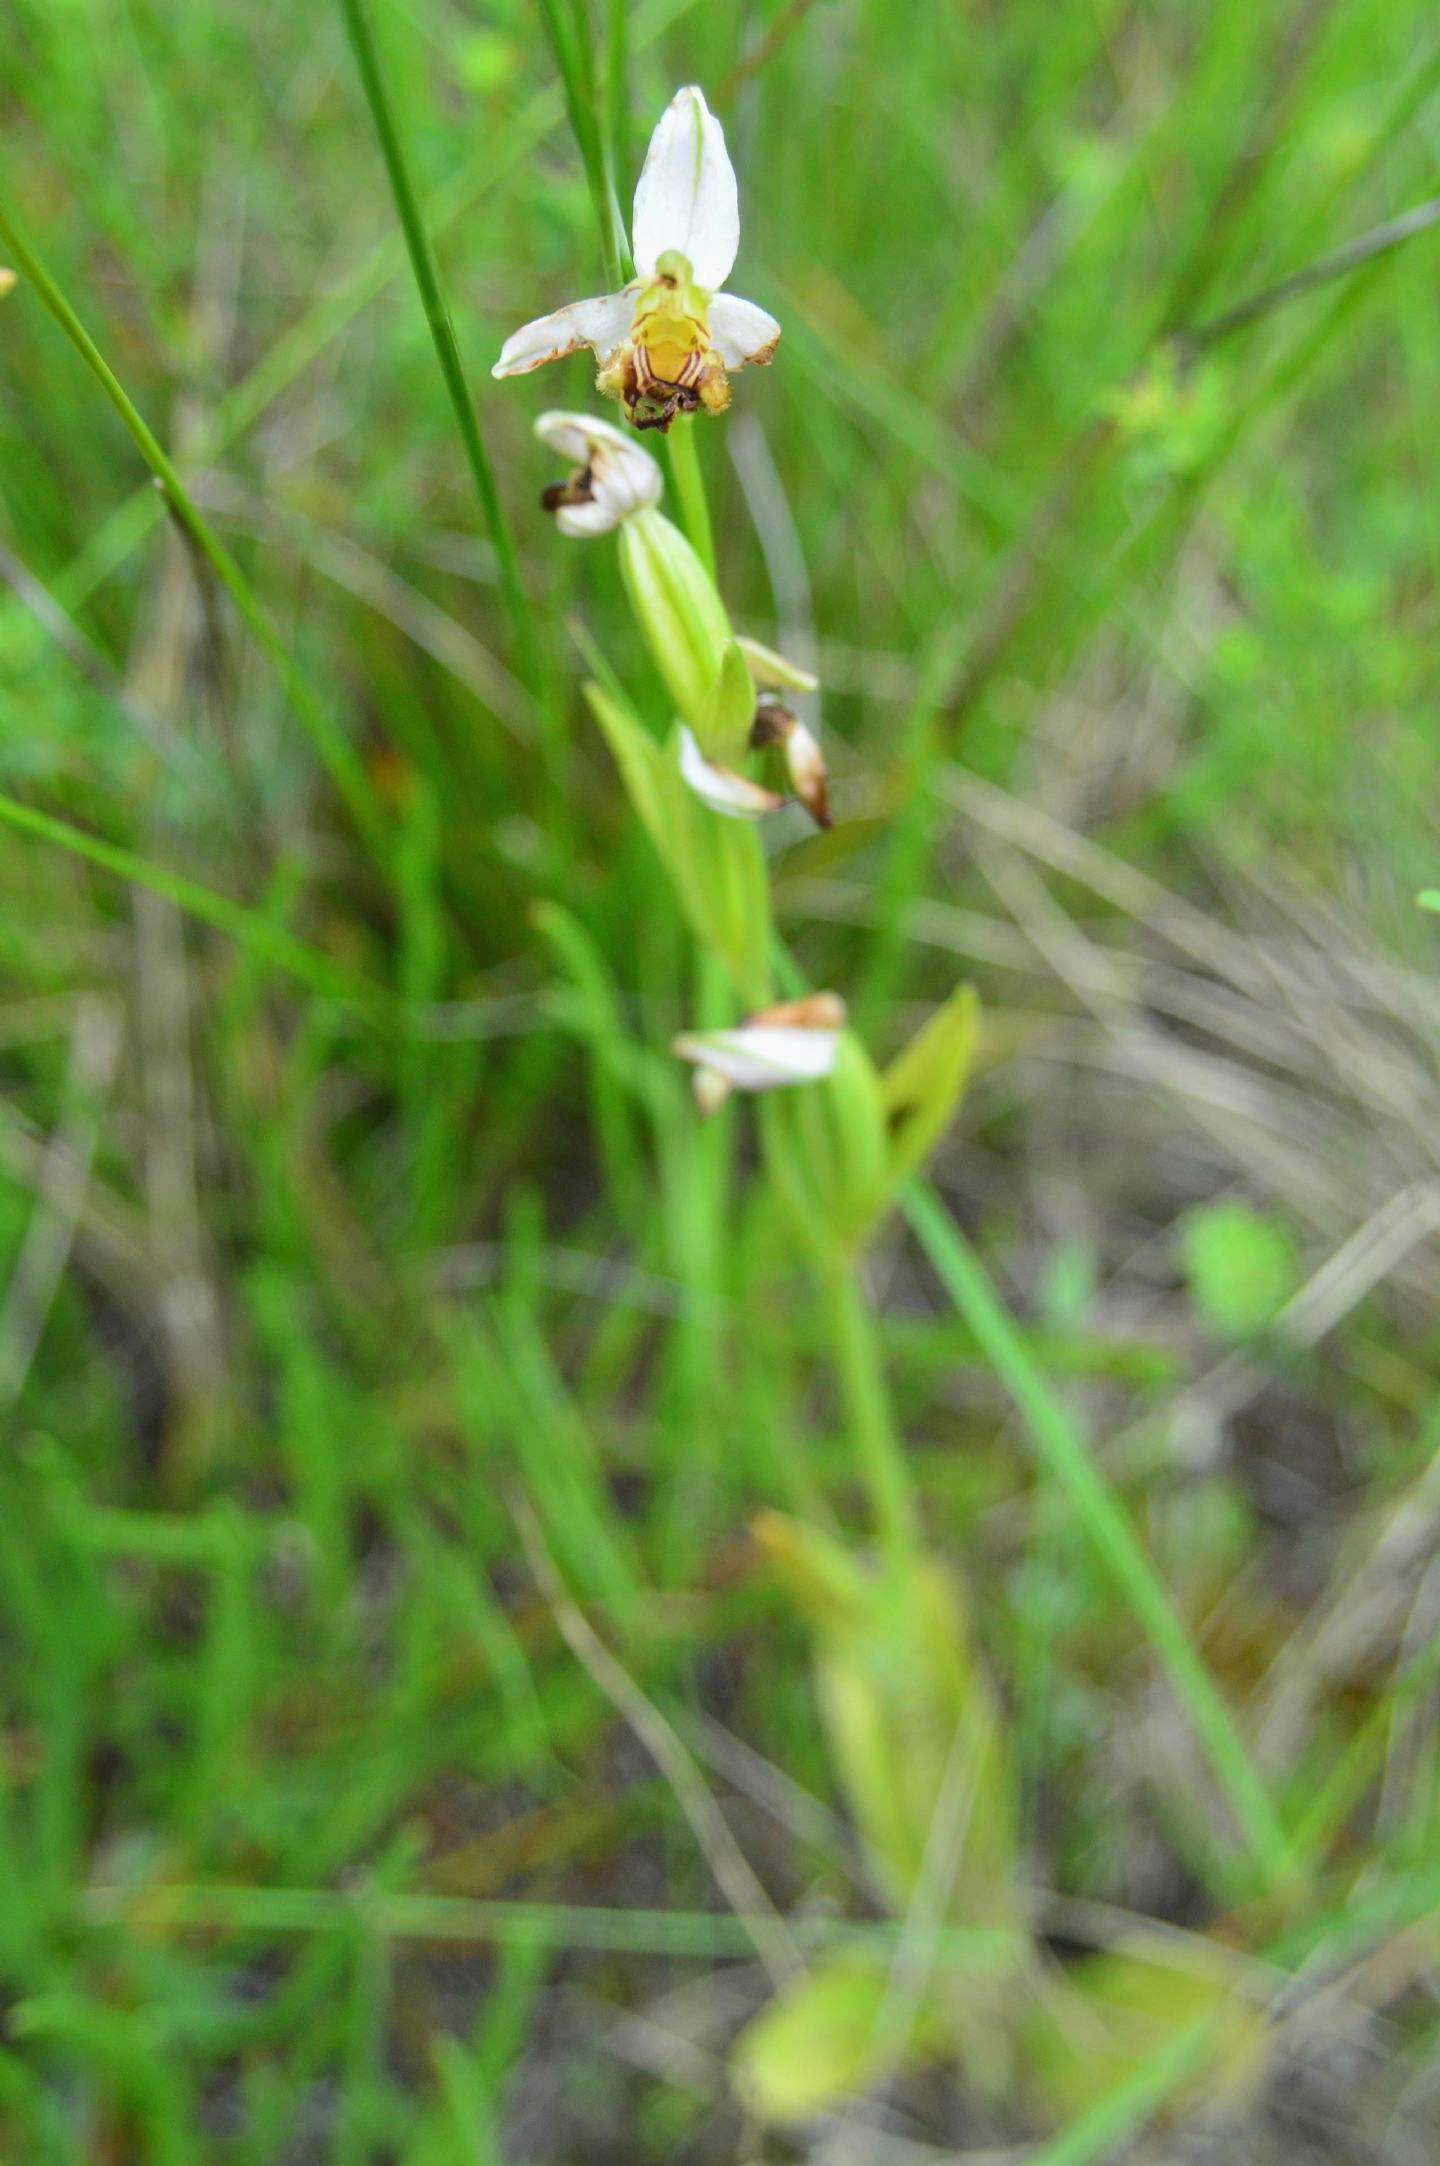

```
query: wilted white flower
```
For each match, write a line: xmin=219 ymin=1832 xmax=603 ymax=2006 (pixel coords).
xmin=534 ymin=410 xmax=662 ymax=536
xmin=673 ymin=994 xmax=846 ymax=1112
xmin=493 ymin=87 xmax=780 ymax=432
xmin=750 ymin=700 xmax=831 ymax=829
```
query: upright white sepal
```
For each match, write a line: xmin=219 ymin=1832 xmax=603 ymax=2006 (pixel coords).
xmin=631 ymin=87 xmax=739 ymax=290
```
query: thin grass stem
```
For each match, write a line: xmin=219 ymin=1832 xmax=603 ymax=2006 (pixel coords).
xmin=821 ymin=1262 xmax=921 ymax=1583
xmin=537 ymin=0 xmax=626 ymax=290
xmin=334 ymin=0 xmax=549 ymax=735
xmin=0 ymin=792 xmax=379 ymax=1013
xmin=0 ymin=204 xmax=391 ymax=870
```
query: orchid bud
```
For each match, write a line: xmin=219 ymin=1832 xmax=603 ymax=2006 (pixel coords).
xmin=534 ymin=410 xmax=662 ymax=536
xmin=617 ymin=506 xmax=741 ymax=747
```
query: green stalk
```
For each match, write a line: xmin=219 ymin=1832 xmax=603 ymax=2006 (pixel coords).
xmin=664 ymin=417 xmax=717 ymax=582
xmin=537 ymin=0 xmax=628 ymax=290
xmin=604 ymin=0 xmax=631 ymax=222
xmin=901 ymin=1180 xmax=1295 ymax=1889
xmin=0 ymin=203 xmax=390 ymax=871
xmin=334 ymin=0 xmax=547 ymax=723
xmin=821 ymin=1263 xmax=921 ymax=1583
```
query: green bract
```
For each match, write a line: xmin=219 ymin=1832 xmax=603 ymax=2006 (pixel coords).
xmin=583 ymin=678 xmax=771 ymax=1005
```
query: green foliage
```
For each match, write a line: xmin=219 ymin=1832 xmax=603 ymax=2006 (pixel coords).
xmin=756 ymin=1512 xmax=1021 ymax=1921
xmin=1182 ymin=1201 xmax=1302 ymax=1340
xmin=1 ymin=0 xmax=1439 ymax=2156
xmin=731 ymin=1949 xmax=949 ymax=2124
xmin=880 ymin=982 xmax=981 ymax=1189
xmin=1025 ymin=1944 xmax=1270 ymax=2126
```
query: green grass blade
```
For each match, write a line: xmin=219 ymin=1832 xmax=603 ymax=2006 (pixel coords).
xmin=901 ymin=1180 xmax=1295 ymax=1890
xmin=0 ymin=791 xmax=379 ymax=1013
xmin=335 ymin=0 xmax=545 ymax=714
xmin=0 ymin=202 xmax=392 ymax=871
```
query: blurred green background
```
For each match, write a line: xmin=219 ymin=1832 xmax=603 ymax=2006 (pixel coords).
xmin=4 ymin=0 xmax=1440 ymax=2157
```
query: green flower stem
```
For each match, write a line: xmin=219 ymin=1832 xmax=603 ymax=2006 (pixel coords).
xmin=821 ymin=1262 xmax=922 ymax=1584
xmin=0 ymin=202 xmax=391 ymax=872
xmin=665 ymin=417 xmax=717 ymax=583
xmin=334 ymin=0 xmax=552 ymax=738
xmin=901 ymin=1179 xmax=1296 ymax=1891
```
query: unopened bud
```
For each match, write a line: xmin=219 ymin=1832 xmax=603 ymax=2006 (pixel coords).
xmin=618 ymin=505 xmax=735 ymax=733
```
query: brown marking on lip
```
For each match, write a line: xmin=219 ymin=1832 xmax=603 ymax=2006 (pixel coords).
xmin=540 ymin=467 xmax=595 ymax=514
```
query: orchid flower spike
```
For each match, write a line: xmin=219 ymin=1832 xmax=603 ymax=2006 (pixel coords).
xmin=534 ymin=411 xmax=662 ymax=536
xmin=673 ymin=994 xmax=846 ymax=1114
xmin=493 ymin=86 xmax=780 ymax=433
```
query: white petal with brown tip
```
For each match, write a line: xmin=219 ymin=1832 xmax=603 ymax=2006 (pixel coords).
xmin=678 ymin=725 xmax=785 ymax=819
xmin=708 ymin=293 xmax=781 ymax=371
xmin=493 ymin=291 xmax=634 ymax=378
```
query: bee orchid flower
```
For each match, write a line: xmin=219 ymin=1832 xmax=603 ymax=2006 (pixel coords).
xmin=493 ymin=86 xmax=780 ymax=432
xmin=534 ymin=410 xmax=662 ymax=535
xmin=673 ymin=995 xmax=846 ymax=1114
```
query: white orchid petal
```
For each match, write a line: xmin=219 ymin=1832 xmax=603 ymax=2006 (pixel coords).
xmin=708 ymin=293 xmax=781 ymax=371
xmin=672 ymin=1026 xmax=842 ymax=1092
xmin=535 ymin=409 xmax=633 ymax=461
xmin=492 ymin=291 xmax=633 ymax=377
xmin=555 ymin=498 xmax=621 ymax=539
xmin=678 ymin=725 xmax=783 ymax=819
xmin=632 ymin=86 xmax=739 ymax=289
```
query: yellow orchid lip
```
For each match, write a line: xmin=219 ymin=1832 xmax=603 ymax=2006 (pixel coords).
xmin=597 ymin=253 xmax=732 ymax=433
